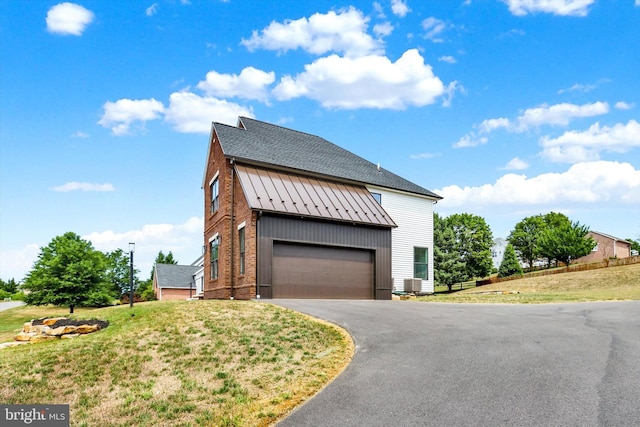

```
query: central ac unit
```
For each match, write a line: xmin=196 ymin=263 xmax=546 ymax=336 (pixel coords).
xmin=403 ymin=278 xmax=422 ymax=293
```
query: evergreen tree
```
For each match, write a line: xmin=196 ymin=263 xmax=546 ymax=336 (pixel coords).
xmin=434 ymin=214 xmax=468 ymax=291
xmin=498 ymin=243 xmax=523 ymax=278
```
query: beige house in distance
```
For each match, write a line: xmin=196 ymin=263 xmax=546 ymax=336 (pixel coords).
xmin=574 ymin=231 xmax=632 ymax=264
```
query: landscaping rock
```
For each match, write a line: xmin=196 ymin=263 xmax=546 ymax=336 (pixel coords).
xmin=10 ymin=317 xmax=109 ymax=345
xmin=30 ymin=335 xmax=58 ymax=343
xmin=76 ymin=324 xmax=99 ymax=334
xmin=61 ymin=333 xmax=80 ymax=340
xmin=0 ymin=342 xmax=29 ymax=349
xmin=14 ymin=332 xmax=35 ymax=342
xmin=49 ymin=325 xmax=78 ymax=336
xmin=42 ymin=317 xmax=67 ymax=326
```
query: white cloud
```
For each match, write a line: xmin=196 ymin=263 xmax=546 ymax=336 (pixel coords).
xmin=241 ymin=7 xmax=382 ymax=57
xmin=438 ymin=55 xmax=457 ymax=64
xmin=515 ymin=101 xmax=609 ymax=130
xmin=272 ymin=49 xmax=446 ymax=110
xmin=558 ymin=82 xmax=595 ymax=94
xmin=146 ymin=3 xmax=158 ymax=16
xmin=391 ymin=0 xmax=411 ymax=17
xmin=636 ymin=0 xmax=640 ymax=6
xmin=84 ymin=217 xmax=204 ymax=280
xmin=53 ymin=182 xmax=115 ymax=192
xmin=0 ymin=244 xmax=40 ymax=281
xmin=501 ymin=157 xmax=529 ymax=170
xmin=410 ymin=152 xmax=440 ymax=159
xmin=478 ymin=117 xmax=511 ymax=134
xmin=436 ymin=161 xmax=640 ymax=208
xmin=373 ymin=22 xmax=394 ymax=37
xmin=164 ymin=92 xmax=254 ymax=133
xmin=453 ymin=134 xmax=488 ymax=148
xmin=502 ymin=0 xmax=595 ymax=16
xmin=71 ymin=131 xmax=89 ymax=138
xmin=98 ymin=98 xmax=165 ymax=135
xmin=540 ymin=120 xmax=640 ymax=163
xmin=46 ymin=2 xmax=94 ymax=35
xmin=196 ymin=67 xmax=275 ymax=102
xmin=422 ymin=17 xmax=448 ymax=42
xmin=615 ymin=101 xmax=634 ymax=110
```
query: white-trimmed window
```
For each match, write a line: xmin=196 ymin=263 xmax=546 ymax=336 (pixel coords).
xmin=414 ymin=247 xmax=428 ymax=280
xmin=210 ymin=178 xmax=219 ymax=214
xmin=238 ymin=227 xmax=245 ymax=275
xmin=210 ymin=236 xmax=220 ymax=279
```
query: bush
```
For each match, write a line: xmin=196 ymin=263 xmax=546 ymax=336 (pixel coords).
xmin=83 ymin=289 xmax=117 ymax=307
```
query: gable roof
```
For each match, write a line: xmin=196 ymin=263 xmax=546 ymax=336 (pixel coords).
xmin=589 ymin=231 xmax=631 ymax=244
xmin=210 ymin=117 xmax=442 ymax=200
xmin=154 ymin=263 xmax=200 ymax=289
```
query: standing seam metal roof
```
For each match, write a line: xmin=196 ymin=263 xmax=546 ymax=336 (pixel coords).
xmin=213 ymin=117 xmax=442 ymax=199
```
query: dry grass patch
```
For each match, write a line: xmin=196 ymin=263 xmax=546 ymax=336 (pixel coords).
xmin=420 ymin=263 xmax=640 ymax=304
xmin=0 ymin=300 xmax=353 ymax=426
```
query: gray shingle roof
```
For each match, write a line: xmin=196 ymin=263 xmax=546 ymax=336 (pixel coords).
xmin=154 ymin=263 xmax=200 ymax=289
xmin=213 ymin=117 xmax=442 ymax=199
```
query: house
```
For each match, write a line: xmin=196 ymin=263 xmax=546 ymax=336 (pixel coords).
xmin=491 ymin=238 xmax=508 ymax=269
xmin=202 ymin=117 xmax=442 ymax=300
xmin=153 ymin=257 xmax=204 ymax=300
xmin=574 ymin=231 xmax=632 ymax=264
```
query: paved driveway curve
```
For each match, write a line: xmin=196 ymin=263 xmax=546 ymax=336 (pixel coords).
xmin=272 ymin=300 xmax=640 ymax=427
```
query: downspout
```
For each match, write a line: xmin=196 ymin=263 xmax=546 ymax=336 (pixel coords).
xmin=256 ymin=210 xmax=262 ymax=299
xmin=230 ymin=158 xmax=235 ymax=299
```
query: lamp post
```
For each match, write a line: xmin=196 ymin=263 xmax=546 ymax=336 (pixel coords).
xmin=129 ymin=242 xmax=135 ymax=308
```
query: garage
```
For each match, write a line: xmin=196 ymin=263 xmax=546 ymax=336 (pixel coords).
xmin=272 ymin=242 xmax=374 ymax=299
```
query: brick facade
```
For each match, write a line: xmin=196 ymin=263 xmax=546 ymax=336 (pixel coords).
xmin=158 ymin=288 xmax=193 ymax=300
xmin=203 ymin=133 xmax=258 ymax=300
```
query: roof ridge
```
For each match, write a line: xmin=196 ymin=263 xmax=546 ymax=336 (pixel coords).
xmin=238 ymin=116 xmax=330 ymax=142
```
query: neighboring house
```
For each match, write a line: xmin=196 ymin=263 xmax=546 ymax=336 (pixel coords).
xmin=153 ymin=257 xmax=204 ymax=300
xmin=491 ymin=238 xmax=508 ymax=269
xmin=574 ymin=231 xmax=632 ymax=264
xmin=202 ymin=117 xmax=442 ymax=300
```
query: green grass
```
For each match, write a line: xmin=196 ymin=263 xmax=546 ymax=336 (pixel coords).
xmin=0 ymin=301 xmax=353 ymax=427
xmin=421 ymin=263 xmax=640 ymax=303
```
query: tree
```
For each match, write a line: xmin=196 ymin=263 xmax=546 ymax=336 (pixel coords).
xmin=447 ymin=213 xmax=494 ymax=280
xmin=626 ymin=238 xmax=640 ymax=254
xmin=538 ymin=220 xmax=596 ymax=267
xmin=498 ymin=243 xmax=523 ymax=278
xmin=0 ymin=278 xmax=19 ymax=294
xmin=434 ymin=214 xmax=468 ymax=291
xmin=23 ymin=232 xmax=114 ymax=313
xmin=508 ymin=215 xmax=545 ymax=270
xmin=105 ymin=249 xmax=140 ymax=297
xmin=138 ymin=250 xmax=179 ymax=301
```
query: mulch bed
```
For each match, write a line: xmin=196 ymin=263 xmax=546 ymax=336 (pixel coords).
xmin=32 ymin=317 xmax=110 ymax=330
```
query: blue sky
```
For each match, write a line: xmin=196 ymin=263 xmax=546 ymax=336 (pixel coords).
xmin=1 ymin=0 xmax=639 ymax=281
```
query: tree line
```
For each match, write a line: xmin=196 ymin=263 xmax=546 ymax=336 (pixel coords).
xmin=433 ymin=211 xmax=620 ymax=290
xmin=12 ymin=231 xmax=178 ymax=313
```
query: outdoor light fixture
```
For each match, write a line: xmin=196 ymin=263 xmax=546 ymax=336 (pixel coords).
xmin=129 ymin=242 xmax=135 ymax=308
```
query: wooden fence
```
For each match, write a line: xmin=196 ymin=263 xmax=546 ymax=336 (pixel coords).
xmin=476 ymin=255 xmax=640 ymax=286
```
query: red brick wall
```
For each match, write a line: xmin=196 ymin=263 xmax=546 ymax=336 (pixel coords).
xmin=203 ymin=130 xmax=257 ymax=300
xmin=575 ymin=232 xmax=632 ymax=264
xmin=159 ymin=288 xmax=192 ymax=301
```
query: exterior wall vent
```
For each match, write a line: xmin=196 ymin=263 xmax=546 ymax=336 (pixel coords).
xmin=403 ymin=278 xmax=422 ymax=293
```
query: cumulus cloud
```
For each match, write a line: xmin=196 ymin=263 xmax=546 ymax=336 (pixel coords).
xmin=453 ymin=134 xmax=488 ymax=148
xmin=98 ymin=98 xmax=165 ymax=135
xmin=478 ymin=117 xmax=511 ymax=134
xmin=615 ymin=101 xmax=634 ymax=110
xmin=540 ymin=120 xmax=640 ymax=163
xmin=164 ymin=92 xmax=254 ymax=133
xmin=272 ymin=49 xmax=446 ymax=110
xmin=241 ymin=7 xmax=382 ymax=57
xmin=46 ymin=2 xmax=94 ymax=35
xmin=422 ymin=17 xmax=448 ymax=42
xmin=515 ymin=101 xmax=609 ymax=130
xmin=501 ymin=157 xmax=529 ymax=170
xmin=502 ymin=0 xmax=595 ymax=16
xmin=373 ymin=22 xmax=394 ymax=37
xmin=438 ymin=55 xmax=457 ymax=64
xmin=436 ymin=161 xmax=640 ymax=208
xmin=53 ymin=182 xmax=115 ymax=192
xmin=196 ymin=67 xmax=275 ymax=102
xmin=391 ymin=0 xmax=411 ymax=17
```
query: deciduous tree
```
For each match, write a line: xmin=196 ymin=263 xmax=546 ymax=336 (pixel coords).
xmin=447 ymin=213 xmax=494 ymax=280
xmin=23 ymin=232 xmax=114 ymax=313
xmin=538 ymin=220 xmax=596 ymax=267
xmin=508 ymin=215 xmax=545 ymax=270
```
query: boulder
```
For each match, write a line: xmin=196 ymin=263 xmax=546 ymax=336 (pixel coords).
xmin=42 ymin=317 xmax=67 ymax=326
xmin=14 ymin=332 xmax=35 ymax=342
xmin=30 ymin=335 xmax=58 ymax=343
xmin=0 ymin=342 xmax=29 ymax=350
xmin=76 ymin=324 xmax=99 ymax=334
xmin=49 ymin=325 xmax=78 ymax=336
xmin=61 ymin=333 xmax=80 ymax=340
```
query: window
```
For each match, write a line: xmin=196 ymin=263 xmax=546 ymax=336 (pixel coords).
xmin=210 ymin=178 xmax=219 ymax=214
xmin=371 ymin=192 xmax=382 ymax=204
xmin=210 ymin=236 xmax=220 ymax=279
xmin=238 ymin=227 xmax=245 ymax=275
xmin=414 ymin=247 xmax=428 ymax=279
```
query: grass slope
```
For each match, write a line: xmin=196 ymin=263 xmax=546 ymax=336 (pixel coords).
xmin=421 ymin=263 xmax=640 ymax=303
xmin=0 ymin=301 xmax=353 ymax=426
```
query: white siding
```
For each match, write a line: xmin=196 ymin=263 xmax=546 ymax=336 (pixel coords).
xmin=368 ymin=186 xmax=436 ymax=293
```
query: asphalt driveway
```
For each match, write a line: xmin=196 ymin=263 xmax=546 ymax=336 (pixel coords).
xmin=272 ymin=300 xmax=640 ymax=427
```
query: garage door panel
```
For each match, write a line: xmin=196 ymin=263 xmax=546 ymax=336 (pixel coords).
xmin=272 ymin=243 xmax=373 ymax=299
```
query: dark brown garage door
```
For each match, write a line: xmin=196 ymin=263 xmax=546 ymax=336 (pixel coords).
xmin=272 ymin=243 xmax=374 ymax=299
